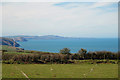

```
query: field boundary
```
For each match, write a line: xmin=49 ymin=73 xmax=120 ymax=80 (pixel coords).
xmin=83 ymin=64 xmax=97 ymax=78
xmin=15 ymin=66 xmax=30 ymax=80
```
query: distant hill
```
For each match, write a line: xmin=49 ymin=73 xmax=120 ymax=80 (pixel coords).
xmin=12 ymin=37 xmax=27 ymax=42
xmin=4 ymin=36 xmax=27 ymax=42
xmin=5 ymin=35 xmax=82 ymax=40
xmin=0 ymin=37 xmax=20 ymax=47
xmin=30 ymin=35 xmax=68 ymax=39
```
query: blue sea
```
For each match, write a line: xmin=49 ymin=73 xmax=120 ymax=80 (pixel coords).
xmin=18 ymin=38 xmax=118 ymax=53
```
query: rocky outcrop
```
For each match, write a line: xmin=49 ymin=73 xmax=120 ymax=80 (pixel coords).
xmin=0 ymin=37 xmax=20 ymax=47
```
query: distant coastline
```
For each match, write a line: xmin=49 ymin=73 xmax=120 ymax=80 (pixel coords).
xmin=1 ymin=35 xmax=118 ymax=53
xmin=4 ymin=35 xmax=117 ymax=42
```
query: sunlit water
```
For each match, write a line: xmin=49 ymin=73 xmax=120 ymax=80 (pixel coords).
xmin=18 ymin=38 xmax=118 ymax=53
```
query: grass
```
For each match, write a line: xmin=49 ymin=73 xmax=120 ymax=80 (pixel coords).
xmin=1 ymin=45 xmax=21 ymax=52
xmin=4 ymin=52 xmax=31 ymax=54
xmin=2 ymin=64 xmax=118 ymax=78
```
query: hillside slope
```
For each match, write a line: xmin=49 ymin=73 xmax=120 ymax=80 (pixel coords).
xmin=0 ymin=37 xmax=20 ymax=47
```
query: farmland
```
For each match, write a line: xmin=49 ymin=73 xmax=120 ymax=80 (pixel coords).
xmin=2 ymin=64 xmax=118 ymax=78
xmin=1 ymin=45 xmax=119 ymax=78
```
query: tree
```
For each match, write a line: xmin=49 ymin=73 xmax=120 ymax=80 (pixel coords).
xmin=60 ymin=48 xmax=71 ymax=55
xmin=78 ymin=48 xmax=87 ymax=54
xmin=77 ymin=48 xmax=87 ymax=59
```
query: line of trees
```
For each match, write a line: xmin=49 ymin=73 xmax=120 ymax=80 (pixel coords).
xmin=60 ymin=48 xmax=118 ymax=60
xmin=2 ymin=48 xmax=119 ymax=64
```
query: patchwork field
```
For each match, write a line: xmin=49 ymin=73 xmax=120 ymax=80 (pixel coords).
xmin=2 ymin=64 xmax=118 ymax=78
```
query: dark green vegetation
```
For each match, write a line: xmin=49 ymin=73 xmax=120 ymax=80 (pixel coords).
xmin=2 ymin=47 xmax=118 ymax=64
xmin=60 ymin=48 xmax=71 ymax=54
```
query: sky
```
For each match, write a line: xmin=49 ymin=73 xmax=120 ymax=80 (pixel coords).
xmin=1 ymin=2 xmax=118 ymax=38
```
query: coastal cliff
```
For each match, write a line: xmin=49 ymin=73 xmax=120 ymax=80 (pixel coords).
xmin=0 ymin=37 xmax=20 ymax=47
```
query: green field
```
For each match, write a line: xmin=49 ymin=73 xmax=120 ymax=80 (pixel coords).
xmin=2 ymin=64 xmax=118 ymax=78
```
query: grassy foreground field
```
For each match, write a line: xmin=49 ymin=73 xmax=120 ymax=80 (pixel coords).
xmin=2 ymin=64 xmax=118 ymax=78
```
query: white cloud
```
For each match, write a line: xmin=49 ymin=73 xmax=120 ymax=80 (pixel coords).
xmin=90 ymin=2 xmax=113 ymax=8
xmin=2 ymin=2 xmax=118 ymax=38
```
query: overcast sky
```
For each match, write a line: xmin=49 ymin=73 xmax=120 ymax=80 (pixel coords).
xmin=2 ymin=2 xmax=118 ymax=38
